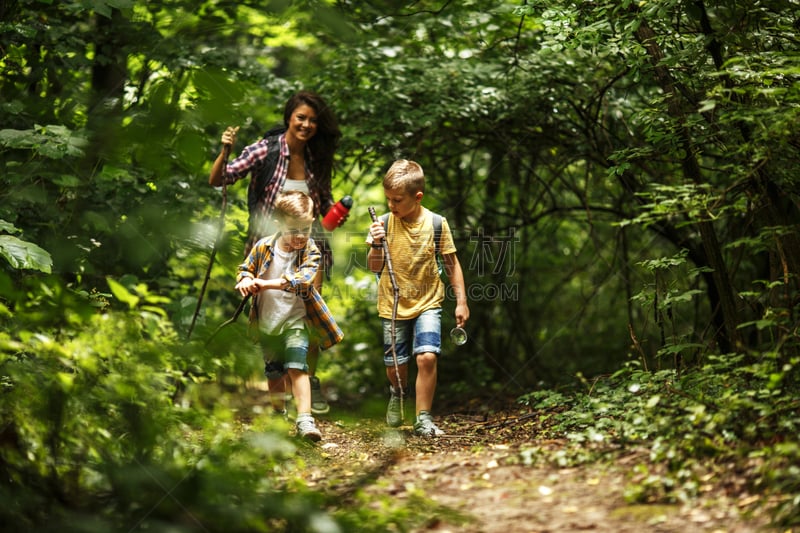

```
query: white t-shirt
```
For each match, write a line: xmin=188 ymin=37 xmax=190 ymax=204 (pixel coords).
xmin=256 ymin=245 xmax=306 ymax=335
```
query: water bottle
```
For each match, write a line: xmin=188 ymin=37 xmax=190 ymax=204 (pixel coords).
xmin=321 ymin=196 xmax=353 ymax=231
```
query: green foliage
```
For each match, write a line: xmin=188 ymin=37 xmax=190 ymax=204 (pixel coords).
xmin=518 ymin=355 xmax=800 ymax=524
xmin=0 ymin=273 xmax=338 ymax=531
xmin=0 ymin=125 xmax=88 ymax=159
xmin=0 ymin=220 xmax=53 ymax=273
xmin=2 ymin=0 xmax=800 ymax=527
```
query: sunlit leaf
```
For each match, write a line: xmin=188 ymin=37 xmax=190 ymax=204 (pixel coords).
xmin=0 ymin=235 xmax=53 ymax=273
xmin=106 ymin=277 xmax=139 ymax=309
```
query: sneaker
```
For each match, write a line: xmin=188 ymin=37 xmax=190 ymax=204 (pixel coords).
xmin=414 ymin=411 xmax=443 ymax=437
xmin=296 ymin=414 xmax=322 ymax=442
xmin=386 ymin=387 xmax=405 ymax=428
xmin=309 ymin=376 xmax=330 ymax=415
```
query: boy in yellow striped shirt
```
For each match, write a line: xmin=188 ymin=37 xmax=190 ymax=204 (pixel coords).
xmin=367 ymin=160 xmax=470 ymax=436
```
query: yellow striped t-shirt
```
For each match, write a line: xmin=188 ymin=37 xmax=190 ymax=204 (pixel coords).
xmin=374 ymin=208 xmax=456 ymax=320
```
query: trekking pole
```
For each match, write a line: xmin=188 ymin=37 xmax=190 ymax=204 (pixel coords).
xmin=368 ymin=207 xmax=404 ymax=423
xmin=204 ymin=294 xmax=250 ymax=347
xmin=187 ymin=142 xmax=232 ymax=340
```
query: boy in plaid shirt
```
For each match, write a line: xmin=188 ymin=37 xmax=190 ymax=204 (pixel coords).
xmin=236 ymin=190 xmax=342 ymax=441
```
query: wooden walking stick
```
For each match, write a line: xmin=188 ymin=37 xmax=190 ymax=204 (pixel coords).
xmin=204 ymin=294 xmax=250 ymax=347
xmin=187 ymin=142 xmax=232 ymax=340
xmin=368 ymin=206 xmax=404 ymax=422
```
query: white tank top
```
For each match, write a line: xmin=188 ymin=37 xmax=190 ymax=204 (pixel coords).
xmin=282 ymin=179 xmax=309 ymax=195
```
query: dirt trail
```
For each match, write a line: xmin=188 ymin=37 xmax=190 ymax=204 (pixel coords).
xmin=288 ymin=400 xmax=774 ymax=533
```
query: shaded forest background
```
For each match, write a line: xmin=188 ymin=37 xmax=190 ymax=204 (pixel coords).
xmin=1 ymin=0 xmax=799 ymax=531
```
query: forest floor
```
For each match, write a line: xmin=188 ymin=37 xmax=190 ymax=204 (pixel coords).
xmin=239 ymin=386 xmax=780 ymax=533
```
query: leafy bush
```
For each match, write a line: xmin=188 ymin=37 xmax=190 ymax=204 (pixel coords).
xmin=518 ymin=354 xmax=800 ymax=525
xmin=0 ymin=274 xmax=339 ymax=532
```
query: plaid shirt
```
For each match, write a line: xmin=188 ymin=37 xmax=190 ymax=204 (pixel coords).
xmin=224 ymin=133 xmax=333 ymax=250
xmin=237 ymin=233 xmax=343 ymax=350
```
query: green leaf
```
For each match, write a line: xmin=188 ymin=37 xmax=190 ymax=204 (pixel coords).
xmin=0 ymin=235 xmax=53 ymax=273
xmin=0 ymin=220 xmax=21 ymax=234
xmin=106 ymin=277 xmax=140 ymax=309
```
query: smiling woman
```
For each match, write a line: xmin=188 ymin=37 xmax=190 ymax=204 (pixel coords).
xmin=207 ymin=90 xmax=342 ymax=414
xmin=208 ymin=90 xmax=341 ymax=258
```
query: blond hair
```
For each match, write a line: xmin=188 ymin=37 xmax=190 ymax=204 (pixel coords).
xmin=383 ymin=159 xmax=425 ymax=195
xmin=274 ymin=190 xmax=314 ymax=223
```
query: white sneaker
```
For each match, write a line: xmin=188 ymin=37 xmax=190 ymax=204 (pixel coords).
xmin=296 ymin=414 xmax=322 ymax=442
xmin=413 ymin=411 xmax=443 ymax=436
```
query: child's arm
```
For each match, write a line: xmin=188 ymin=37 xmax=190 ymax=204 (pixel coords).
xmin=366 ymin=219 xmax=386 ymax=273
xmin=235 ymin=276 xmax=288 ymax=297
xmin=442 ymin=253 xmax=470 ymax=328
xmin=234 ymin=242 xmax=287 ymax=296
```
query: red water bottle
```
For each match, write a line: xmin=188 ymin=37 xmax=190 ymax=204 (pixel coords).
xmin=321 ymin=196 xmax=353 ymax=231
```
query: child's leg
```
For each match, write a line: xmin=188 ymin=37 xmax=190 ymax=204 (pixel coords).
xmin=383 ymin=317 xmax=413 ymax=427
xmin=410 ymin=308 xmax=443 ymax=417
xmin=288 ymin=368 xmax=311 ymax=414
xmin=283 ymin=328 xmax=311 ymax=414
xmin=385 ymin=363 xmax=408 ymax=391
xmin=286 ymin=274 xmax=323 ymax=410
xmin=262 ymin=333 xmax=288 ymax=413
xmin=283 ymin=328 xmax=321 ymax=440
xmin=382 ymin=317 xmax=413 ymax=392
xmin=267 ymin=372 xmax=286 ymax=412
xmin=414 ymin=352 xmax=437 ymax=416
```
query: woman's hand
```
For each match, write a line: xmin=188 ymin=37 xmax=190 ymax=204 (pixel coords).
xmin=221 ymin=126 xmax=240 ymax=147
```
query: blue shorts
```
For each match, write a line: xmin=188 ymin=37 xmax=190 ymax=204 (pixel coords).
xmin=260 ymin=328 xmax=309 ymax=379
xmin=381 ymin=308 xmax=441 ymax=366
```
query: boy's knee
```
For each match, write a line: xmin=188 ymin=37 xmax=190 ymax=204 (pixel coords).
xmin=416 ymin=352 xmax=437 ymax=369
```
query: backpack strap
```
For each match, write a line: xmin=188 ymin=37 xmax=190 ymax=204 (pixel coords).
xmin=432 ymin=213 xmax=442 ymax=257
xmin=247 ymin=127 xmax=285 ymax=215
xmin=380 ymin=213 xmax=390 ymax=232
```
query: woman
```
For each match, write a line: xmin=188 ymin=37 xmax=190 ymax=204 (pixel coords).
xmin=209 ymin=90 xmax=341 ymax=414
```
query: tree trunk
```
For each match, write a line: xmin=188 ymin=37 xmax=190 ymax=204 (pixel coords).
xmin=88 ymin=9 xmax=128 ymax=165
xmin=633 ymin=16 xmax=743 ymax=352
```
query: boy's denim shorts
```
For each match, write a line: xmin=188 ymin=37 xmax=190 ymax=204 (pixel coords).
xmin=381 ymin=308 xmax=441 ymax=366
xmin=260 ymin=327 xmax=309 ymax=379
